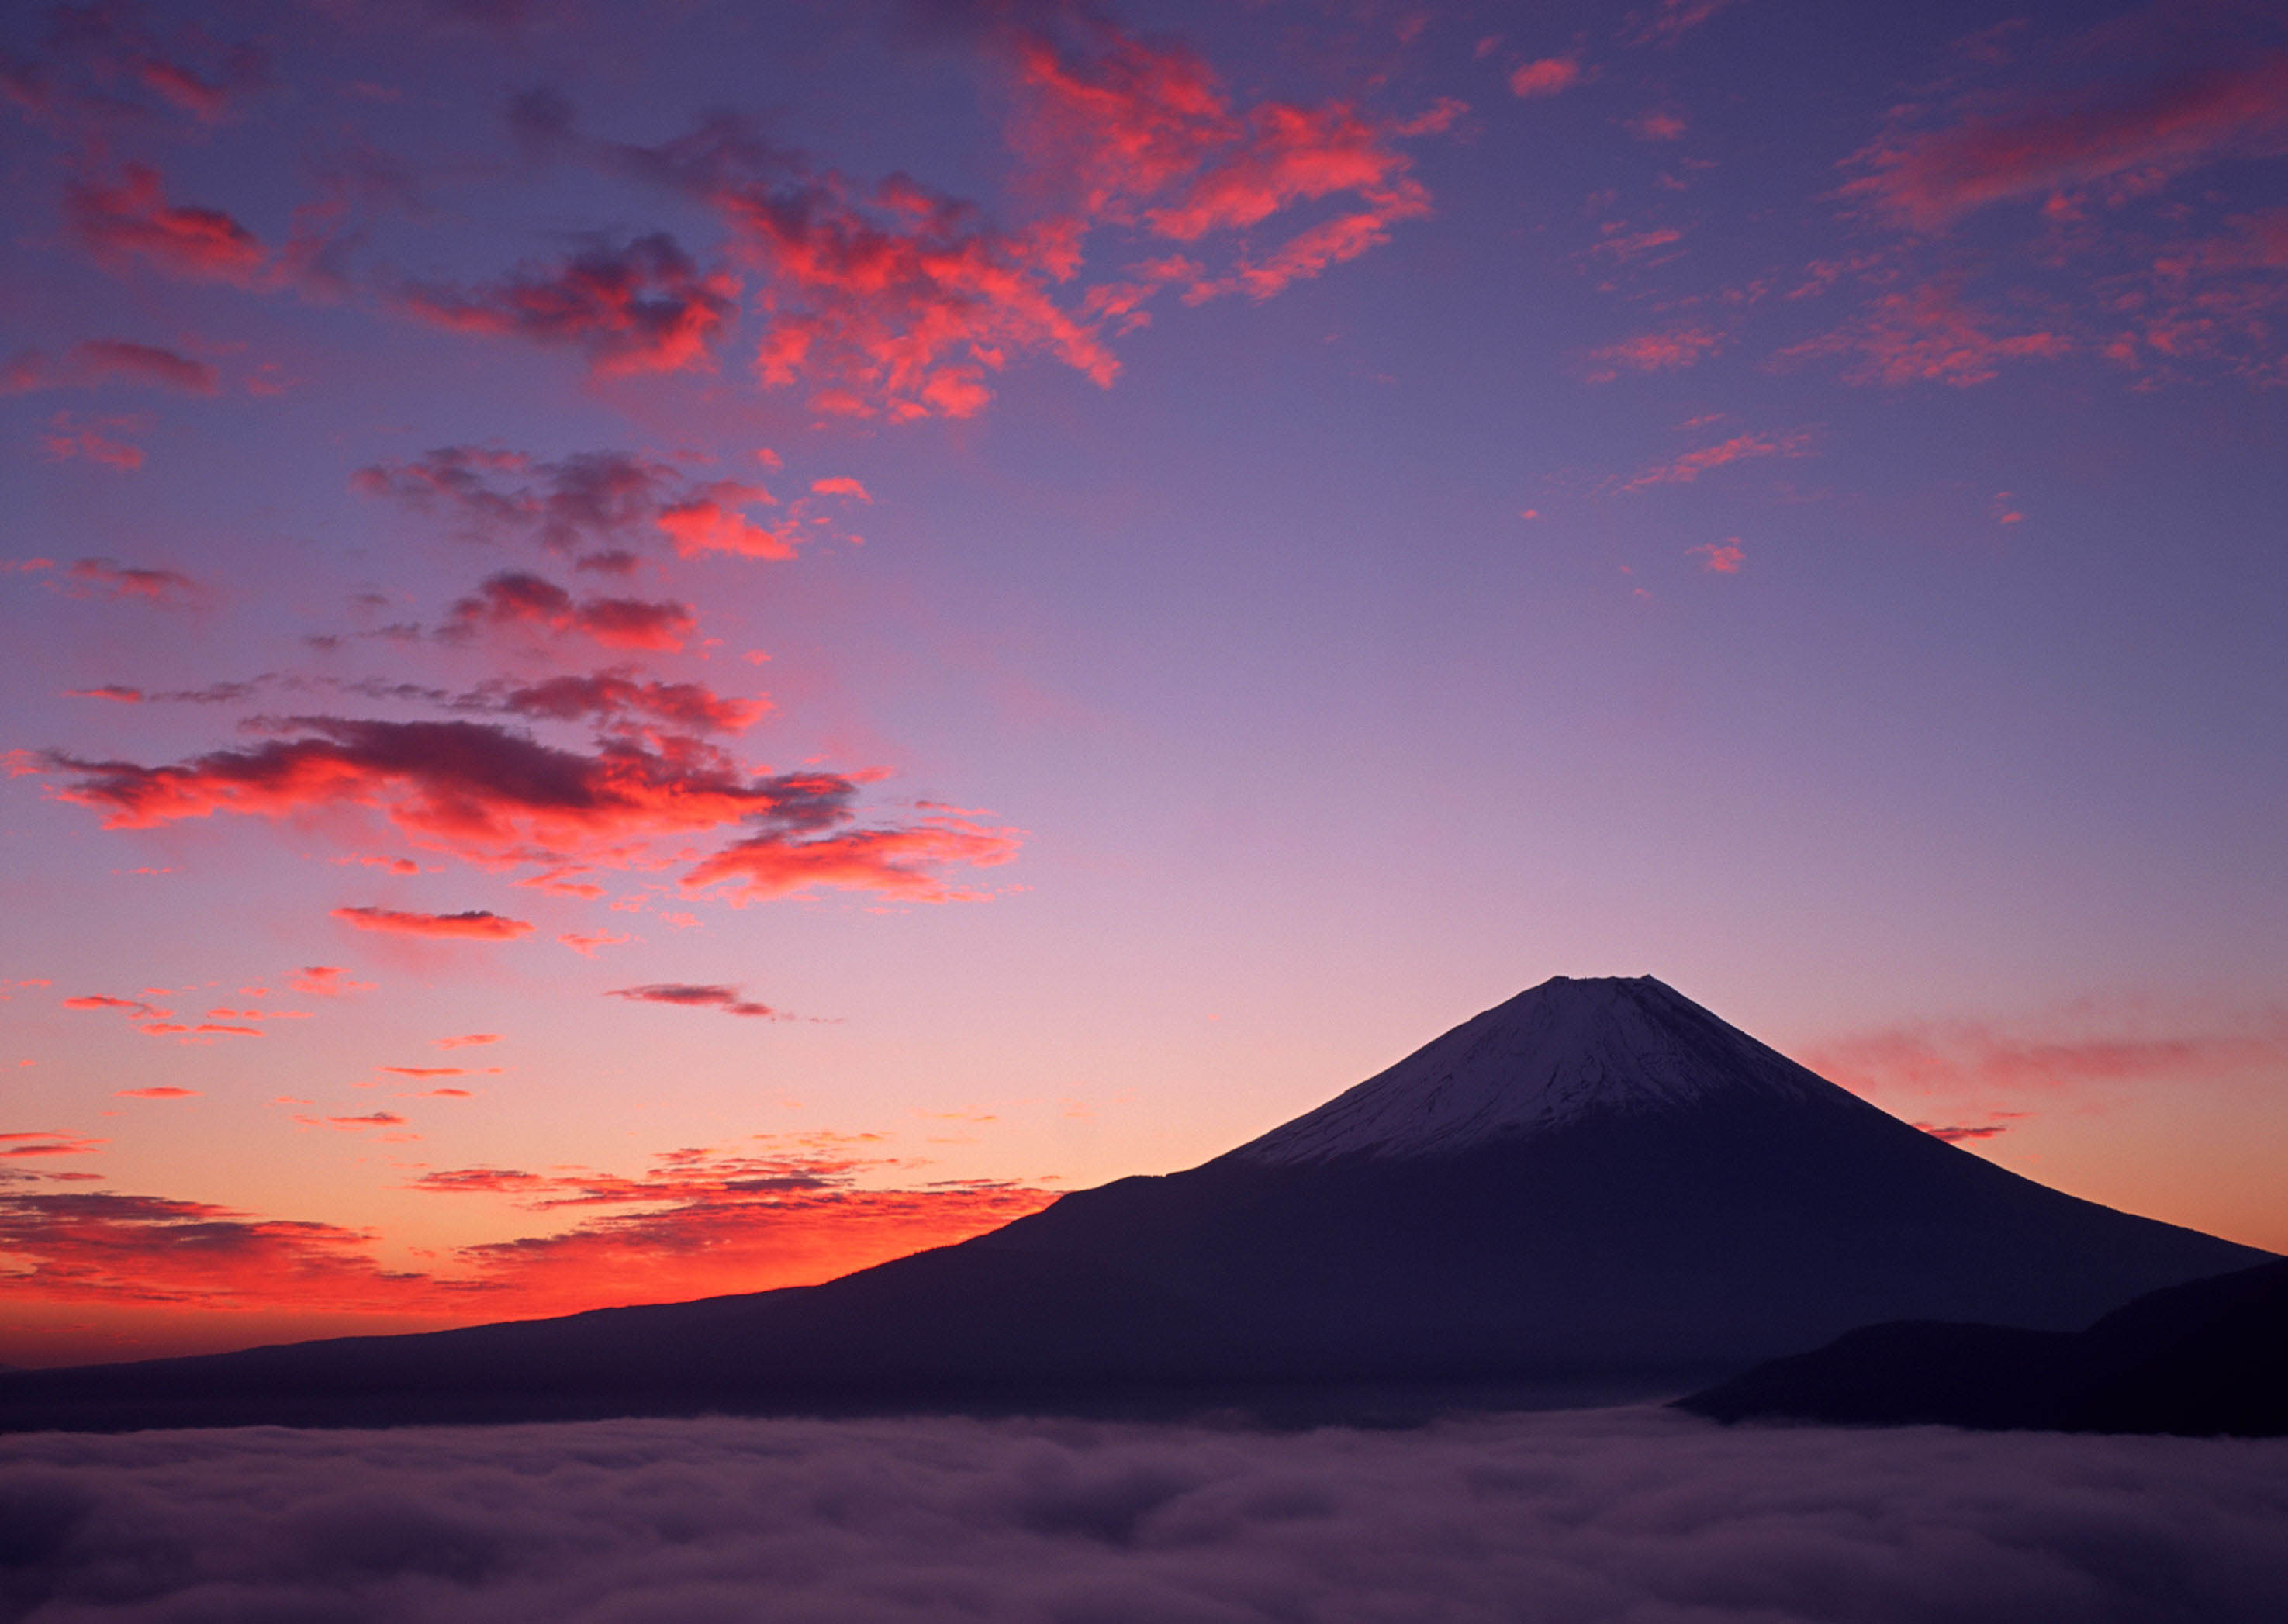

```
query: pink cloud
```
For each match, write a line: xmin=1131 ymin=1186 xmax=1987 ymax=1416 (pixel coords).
xmin=66 ymin=164 xmax=264 ymax=284
xmin=1584 ymin=327 xmax=1725 ymax=379
xmin=63 ymin=558 xmax=197 ymax=603
xmin=1621 ymin=430 xmax=1806 ymax=490
xmin=1626 ymin=109 xmax=1688 ymax=142
xmin=40 ymin=426 xmax=144 ymax=471
xmin=1782 ymin=281 xmax=2069 ymax=387
xmin=287 ymin=966 xmax=373 ymax=997
xmin=2 ymin=340 xmax=218 ymax=395
xmin=1853 ymin=54 xmax=2288 ymax=233
xmin=1509 ymin=58 xmax=1582 ymax=99
xmin=434 ymin=1033 xmax=500 ymax=1049
xmin=1688 ymin=540 xmax=1745 ymax=573
xmin=116 ymin=1087 xmax=199 ymax=1100
xmin=559 ymin=930 xmax=632 ymax=957
xmin=809 ymin=476 xmax=872 ymax=502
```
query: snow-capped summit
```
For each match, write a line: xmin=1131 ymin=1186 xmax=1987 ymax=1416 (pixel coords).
xmin=1229 ymin=975 xmax=1857 ymax=1166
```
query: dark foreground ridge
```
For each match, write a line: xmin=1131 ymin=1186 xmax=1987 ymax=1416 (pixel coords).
xmin=1676 ymin=1256 xmax=2288 ymax=1436
xmin=0 ymin=976 xmax=2269 ymax=1432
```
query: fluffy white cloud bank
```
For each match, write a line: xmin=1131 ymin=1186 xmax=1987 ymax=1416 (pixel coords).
xmin=3 ymin=1407 xmax=2286 ymax=1622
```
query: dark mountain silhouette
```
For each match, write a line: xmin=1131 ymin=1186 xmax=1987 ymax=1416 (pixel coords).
xmin=1676 ymin=1256 xmax=2288 ymax=1436
xmin=0 ymin=976 xmax=2268 ymax=1432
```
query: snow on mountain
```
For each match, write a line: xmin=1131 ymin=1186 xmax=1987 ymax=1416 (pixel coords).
xmin=1229 ymin=975 xmax=1858 ymax=1166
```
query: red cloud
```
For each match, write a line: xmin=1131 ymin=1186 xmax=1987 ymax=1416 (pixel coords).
xmin=2 ymin=340 xmax=218 ymax=395
xmin=379 ymin=1066 xmax=465 ymax=1078
xmin=1688 ymin=540 xmax=1745 ymax=573
xmin=809 ymin=476 xmax=871 ymax=502
xmin=65 ymin=686 xmax=145 ymax=703
xmin=655 ymin=486 xmax=799 ymax=560
xmin=296 ymin=1111 xmax=409 ymax=1132
xmin=1627 ymin=109 xmax=1688 ymax=142
xmin=1854 ymin=54 xmax=2288 ymax=233
xmin=63 ymin=558 xmax=199 ymax=604
xmin=434 ymin=1033 xmax=499 ymax=1049
xmin=29 ymin=717 xmax=1021 ymax=904
xmin=64 ymin=993 xmax=164 ymax=1016
xmin=1509 ymin=58 xmax=1581 ymax=99
xmin=397 ymin=233 xmax=739 ymax=377
xmin=0 ymin=1144 xmax=1052 ymax=1336
xmin=66 ymin=164 xmax=264 ymax=284
xmin=1 ymin=1132 xmax=106 ymax=1158
xmin=333 ymin=907 xmax=534 ymax=940
xmin=607 ymin=983 xmax=782 ymax=1018
xmin=441 ymin=571 xmax=696 ymax=651
xmin=116 ymin=1087 xmax=199 ymax=1100
xmin=1621 ymin=431 xmax=1806 ymax=490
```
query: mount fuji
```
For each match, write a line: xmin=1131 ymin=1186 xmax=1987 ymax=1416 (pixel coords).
xmin=0 ymin=976 xmax=2266 ymax=1431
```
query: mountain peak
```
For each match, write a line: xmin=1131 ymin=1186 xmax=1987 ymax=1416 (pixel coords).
xmin=1227 ymin=975 xmax=1851 ymax=1166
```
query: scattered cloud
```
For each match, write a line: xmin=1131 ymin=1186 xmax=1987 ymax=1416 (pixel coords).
xmin=286 ymin=966 xmax=374 ymax=997
xmin=440 ymin=571 xmax=696 ymax=651
xmin=38 ymin=422 xmax=144 ymax=470
xmin=332 ymin=907 xmax=534 ymax=940
xmin=558 ymin=930 xmax=631 ymax=956
xmin=1851 ymin=54 xmax=2288 ymax=234
xmin=1624 ymin=0 xmax=1738 ymax=50
xmin=1626 ymin=109 xmax=1687 ymax=142
xmin=31 ymin=717 xmax=1021 ymax=904
xmin=396 ymin=232 xmax=740 ymax=376
xmin=60 ymin=558 xmax=199 ymax=605
xmin=1779 ymin=280 xmax=2069 ymax=387
xmin=1620 ymin=430 xmax=1806 ymax=490
xmin=1804 ymin=1011 xmax=2288 ymax=1101
xmin=66 ymin=164 xmax=265 ymax=285
xmin=2 ymin=340 xmax=218 ymax=395
xmin=1509 ymin=58 xmax=1582 ymax=99
xmin=434 ymin=1033 xmax=499 ymax=1049
xmin=1583 ymin=326 xmax=1725 ymax=379
xmin=115 ymin=1087 xmax=199 ymax=1100
xmin=606 ymin=983 xmax=782 ymax=1018
xmin=0 ymin=1132 xmax=105 ymax=1159
xmin=1688 ymin=539 xmax=1744 ymax=572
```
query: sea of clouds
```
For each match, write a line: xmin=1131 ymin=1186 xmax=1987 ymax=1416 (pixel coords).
xmin=4 ymin=1405 xmax=2285 ymax=1622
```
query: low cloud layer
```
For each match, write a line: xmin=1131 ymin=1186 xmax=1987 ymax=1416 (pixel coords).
xmin=2 ymin=1408 xmax=2283 ymax=1622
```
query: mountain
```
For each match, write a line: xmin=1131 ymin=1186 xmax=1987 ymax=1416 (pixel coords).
xmin=1676 ymin=1256 xmax=2288 ymax=1436
xmin=0 ymin=976 xmax=2268 ymax=1432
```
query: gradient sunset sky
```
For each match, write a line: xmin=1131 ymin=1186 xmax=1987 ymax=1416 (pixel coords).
xmin=4 ymin=0 xmax=2285 ymax=1367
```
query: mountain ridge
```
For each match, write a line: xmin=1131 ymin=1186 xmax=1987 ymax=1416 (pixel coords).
xmin=0 ymin=975 xmax=2266 ymax=1433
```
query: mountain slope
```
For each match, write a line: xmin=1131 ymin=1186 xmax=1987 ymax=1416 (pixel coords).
xmin=1676 ymin=1257 xmax=2288 ymax=1435
xmin=0 ymin=976 xmax=2266 ymax=1432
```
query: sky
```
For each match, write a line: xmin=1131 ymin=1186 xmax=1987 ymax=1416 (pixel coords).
xmin=2 ymin=0 xmax=2285 ymax=1367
